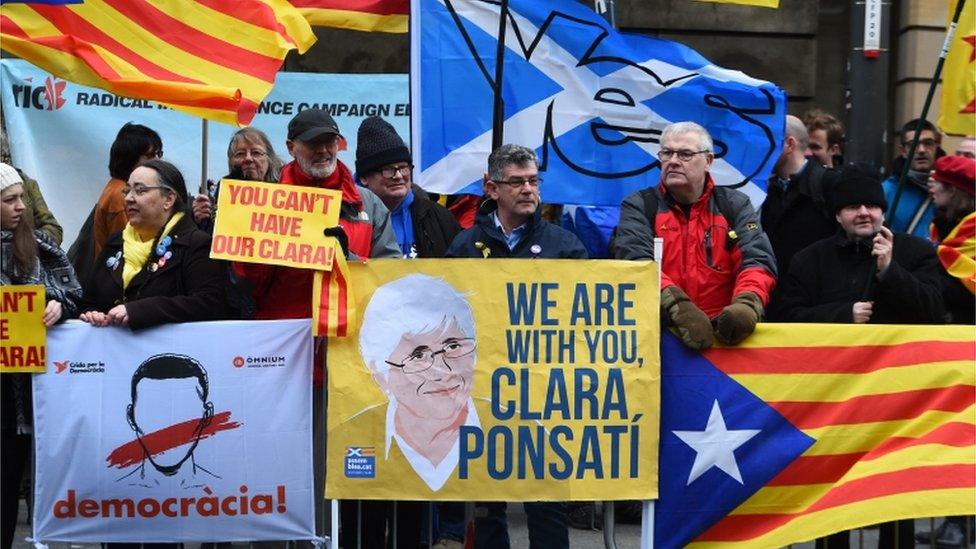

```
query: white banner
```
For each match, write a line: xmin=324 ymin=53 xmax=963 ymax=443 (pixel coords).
xmin=0 ymin=59 xmax=409 ymax=246
xmin=32 ymin=320 xmax=315 ymax=542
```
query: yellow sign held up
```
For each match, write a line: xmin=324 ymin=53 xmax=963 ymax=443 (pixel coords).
xmin=327 ymin=259 xmax=660 ymax=501
xmin=1 ymin=285 xmax=47 ymax=373
xmin=210 ymin=179 xmax=343 ymax=270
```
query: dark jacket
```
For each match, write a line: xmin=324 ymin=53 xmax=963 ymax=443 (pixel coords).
xmin=79 ymin=214 xmax=229 ymax=330
xmin=772 ymin=230 xmax=945 ymax=323
xmin=446 ymin=200 xmax=588 ymax=259
xmin=410 ymin=186 xmax=461 ymax=258
xmin=761 ymin=160 xmax=838 ymax=277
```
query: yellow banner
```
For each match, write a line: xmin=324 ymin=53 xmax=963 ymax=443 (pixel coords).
xmin=1 ymin=285 xmax=47 ymax=373
xmin=939 ymin=0 xmax=976 ymax=135
xmin=210 ymin=179 xmax=342 ymax=270
xmin=326 ymin=259 xmax=660 ymax=501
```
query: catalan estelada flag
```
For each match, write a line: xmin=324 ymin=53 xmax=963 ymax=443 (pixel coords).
xmin=939 ymin=0 xmax=976 ymax=135
xmin=0 ymin=0 xmax=316 ymax=126
xmin=656 ymin=325 xmax=976 ymax=548
xmin=290 ymin=0 xmax=407 ymax=33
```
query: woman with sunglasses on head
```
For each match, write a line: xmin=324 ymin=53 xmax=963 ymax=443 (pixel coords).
xmin=78 ymin=159 xmax=228 ymax=330
xmin=1 ymin=163 xmax=81 ymax=549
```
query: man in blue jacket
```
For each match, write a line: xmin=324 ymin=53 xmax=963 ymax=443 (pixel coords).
xmin=447 ymin=144 xmax=587 ymax=260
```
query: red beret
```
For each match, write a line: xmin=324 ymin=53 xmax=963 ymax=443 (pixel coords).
xmin=933 ymin=155 xmax=976 ymax=196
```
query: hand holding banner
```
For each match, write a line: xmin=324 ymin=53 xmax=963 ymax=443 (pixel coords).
xmin=211 ymin=179 xmax=343 ymax=270
xmin=1 ymin=284 xmax=46 ymax=373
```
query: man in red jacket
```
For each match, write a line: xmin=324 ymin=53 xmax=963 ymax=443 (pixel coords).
xmin=233 ymin=109 xmax=400 ymax=546
xmin=614 ymin=121 xmax=777 ymax=350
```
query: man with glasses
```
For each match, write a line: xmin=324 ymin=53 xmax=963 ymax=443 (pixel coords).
xmin=356 ymin=116 xmax=459 ymax=258
xmin=615 ymin=121 xmax=776 ymax=350
xmin=883 ymin=118 xmax=944 ymax=237
xmin=446 ymin=144 xmax=586 ymax=259
xmin=446 ymin=144 xmax=583 ymax=549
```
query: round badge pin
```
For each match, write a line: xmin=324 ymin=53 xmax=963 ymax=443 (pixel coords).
xmin=530 ymin=244 xmax=542 ymax=255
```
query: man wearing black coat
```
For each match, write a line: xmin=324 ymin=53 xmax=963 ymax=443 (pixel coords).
xmin=773 ymin=163 xmax=944 ymax=325
xmin=761 ymin=115 xmax=838 ymax=279
xmin=357 ymin=116 xmax=460 ymax=258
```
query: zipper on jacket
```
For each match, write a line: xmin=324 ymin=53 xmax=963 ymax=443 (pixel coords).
xmin=704 ymin=229 xmax=713 ymax=266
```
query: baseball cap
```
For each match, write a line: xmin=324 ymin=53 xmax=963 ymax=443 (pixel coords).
xmin=288 ymin=108 xmax=341 ymax=142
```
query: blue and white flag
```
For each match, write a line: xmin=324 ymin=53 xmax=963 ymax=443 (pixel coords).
xmin=410 ymin=0 xmax=786 ymax=207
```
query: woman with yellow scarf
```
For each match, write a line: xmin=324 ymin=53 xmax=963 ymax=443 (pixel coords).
xmin=79 ymin=159 xmax=228 ymax=329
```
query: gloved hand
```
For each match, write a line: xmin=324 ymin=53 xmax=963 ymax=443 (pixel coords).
xmin=323 ymin=225 xmax=349 ymax=258
xmin=713 ymin=291 xmax=763 ymax=345
xmin=661 ymin=285 xmax=714 ymax=350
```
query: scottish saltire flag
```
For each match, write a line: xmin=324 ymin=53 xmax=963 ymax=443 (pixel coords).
xmin=657 ymin=324 xmax=976 ymax=548
xmin=410 ymin=0 xmax=786 ymax=207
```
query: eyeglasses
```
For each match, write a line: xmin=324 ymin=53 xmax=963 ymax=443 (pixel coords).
xmin=121 ymin=184 xmax=168 ymax=197
xmin=658 ymin=149 xmax=710 ymax=162
xmin=379 ymin=165 xmax=412 ymax=179
xmin=232 ymin=149 xmax=268 ymax=161
xmin=903 ymin=138 xmax=938 ymax=149
xmin=495 ymin=177 xmax=542 ymax=188
xmin=384 ymin=338 xmax=476 ymax=374
xmin=142 ymin=150 xmax=163 ymax=159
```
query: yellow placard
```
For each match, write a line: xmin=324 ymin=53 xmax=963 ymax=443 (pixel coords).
xmin=210 ymin=179 xmax=342 ymax=270
xmin=326 ymin=259 xmax=660 ymax=501
xmin=1 ymin=285 xmax=47 ymax=373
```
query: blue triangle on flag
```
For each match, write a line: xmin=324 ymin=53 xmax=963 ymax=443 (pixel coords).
xmin=655 ymin=332 xmax=814 ymax=549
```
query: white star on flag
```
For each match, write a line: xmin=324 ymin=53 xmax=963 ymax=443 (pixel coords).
xmin=673 ymin=400 xmax=761 ymax=485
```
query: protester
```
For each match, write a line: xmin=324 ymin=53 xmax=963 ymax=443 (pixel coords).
xmin=883 ymin=118 xmax=943 ymax=237
xmin=761 ymin=114 xmax=838 ymax=280
xmin=78 ymin=159 xmax=228 ymax=329
xmin=955 ymin=136 xmax=976 ymax=159
xmin=0 ymin=131 xmax=62 ymax=244
xmin=357 ymin=116 xmax=459 ymax=258
xmin=802 ymin=108 xmax=844 ymax=168
xmin=446 ymin=143 xmax=584 ymax=549
xmin=232 ymin=108 xmax=400 ymax=546
xmin=927 ymin=155 xmax=976 ymax=324
xmin=192 ymin=126 xmax=284 ymax=230
xmin=614 ymin=121 xmax=776 ymax=350
xmin=92 ymin=123 xmax=164 ymax=261
xmin=774 ymin=162 xmax=945 ymax=324
xmin=0 ymin=163 xmax=81 ymax=549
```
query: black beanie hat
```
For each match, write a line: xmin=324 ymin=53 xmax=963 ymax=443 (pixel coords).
xmin=355 ymin=116 xmax=411 ymax=176
xmin=831 ymin=163 xmax=887 ymax=213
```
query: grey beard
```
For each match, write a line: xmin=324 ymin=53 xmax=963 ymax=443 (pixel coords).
xmin=298 ymin=156 xmax=336 ymax=179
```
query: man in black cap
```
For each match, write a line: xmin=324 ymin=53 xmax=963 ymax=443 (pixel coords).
xmin=772 ymin=162 xmax=944 ymax=325
xmin=356 ymin=116 xmax=459 ymax=258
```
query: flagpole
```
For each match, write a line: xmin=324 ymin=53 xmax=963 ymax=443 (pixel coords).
xmin=200 ymin=118 xmax=209 ymax=195
xmin=491 ymin=0 xmax=510 ymax=150
xmin=886 ymin=0 xmax=967 ymax=224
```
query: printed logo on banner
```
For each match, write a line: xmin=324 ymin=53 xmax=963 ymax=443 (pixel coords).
xmin=11 ymin=76 xmax=67 ymax=111
xmin=234 ymin=354 xmax=287 ymax=369
xmin=345 ymin=447 xmax=376 ymax=478
xmin=53 ymin=359 xmax=106 ymax=374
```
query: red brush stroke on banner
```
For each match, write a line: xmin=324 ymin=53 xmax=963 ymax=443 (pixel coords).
xmin=105 ymin=411 xmax=241 ymax=469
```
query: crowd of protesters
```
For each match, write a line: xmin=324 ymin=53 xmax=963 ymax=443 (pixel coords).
xmin=1 ymin=106 xmax=974 ymax=549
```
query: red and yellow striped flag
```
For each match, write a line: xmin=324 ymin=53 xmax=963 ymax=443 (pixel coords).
xmin=692 ymin=324 xmax=975 ymax=547
xmin=290 ymin=0 xmax=407 ymax=33
xmin=0 ymin=0 xmax=316 ymax=126
xmin=312 ymin=246 xmax=355 ymax=337
xmin=935 ymin=211 xmax=976 ymax=294
xmin=939 ymin=0 xmax=976 ymax=135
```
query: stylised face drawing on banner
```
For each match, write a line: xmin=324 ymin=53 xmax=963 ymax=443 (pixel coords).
xmin=126 ymin=354 xmax=215 ymax=476
xmin=360 ymin=274 xmax=477 ymax=428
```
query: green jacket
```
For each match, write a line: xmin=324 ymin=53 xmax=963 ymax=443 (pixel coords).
xmin=18 ymin=169 xmax=63 ymax=246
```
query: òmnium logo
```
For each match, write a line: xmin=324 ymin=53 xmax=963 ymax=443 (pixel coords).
xmin=56 ymin=360 xmax=106 ymax=374
xmin=233 ymin=355 xmax=287 ymax=369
